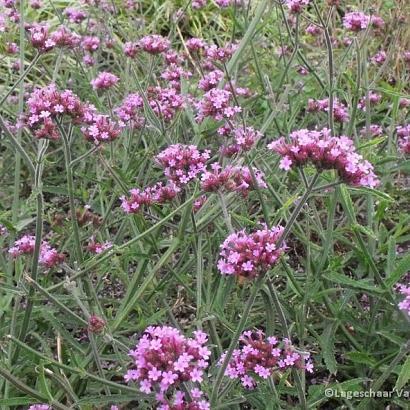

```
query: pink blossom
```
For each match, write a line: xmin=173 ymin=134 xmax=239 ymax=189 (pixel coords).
xmin=28 ymin=405 xmax=50 ymax=410
xmin=123 ymin=41 xmax=139 ymax=58
xmin=218 ymin=225 xmax=285 ymax=279
xmin=397 ymin=125 xmax=410 ymax=154
xmin=156 ymin=144 xmax=210 ymax=186
xmin=139 ymin=34 xmax=170 ymax=54
xmin=65 ymin=8 xmax=87 ymax=23
xmin=268 ymin=128 xmax=379 ymax=187
xmin=285 ymin=0 xmax=310 ymax=14
xmin=201 ymin=164 xmax=266 ymax=196
xmin=91 ymin=72 xmax=119 ymax=90
xmin=343 ymin=12 xmax=370 ymax=32
xmin=221 ymin=330 xmax=314 ymax=388
xmin=124 ymin=326 xmax=210 ymax=396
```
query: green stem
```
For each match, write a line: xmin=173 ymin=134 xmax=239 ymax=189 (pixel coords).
xmin=0 ymin=53 xmax=40 ymax=108
xmin=13 ymin=139 xmax=48 ymax=362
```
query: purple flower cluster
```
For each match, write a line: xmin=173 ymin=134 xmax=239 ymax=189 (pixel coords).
xmin=397 ymin=125 xmax=410 ymax=154
xmin=307 ymin=98 xmax=349 ymax=123
xmin=91 ymin=71 xmax=119 ymax=90
xmin=115 ymin=93 xmax=144 ymax=127
xmin=65 ymin=7 xmax=87 ymax=23
xmin=28 ymin=24 xmax=55 ymax=52
xmin=156 ymin=144 xmax=210 ymax=186
xmin=124 ymin=326 xmax=210 ymax=403
xmin=397 ymin=284 xmax=410 ymax=316
xmin=285 ymin=0 xmax=310 ymax=14
xmin=28 ymin=405 xmax=50 ymax=410
xmin=343 ymin=12 xmax=384 ymax=33
xmin=219 ymin=125 xmax=261 ymax=155
xmin=221 ymin=330 xmax=314 ymax=389
xmin=120 ymin=183 xmax=180 ymax=214
xmin=9 ymin=235 xmax=64 ymax=268
xmin=81 ymin=113 xmax=121 ymax=143
xmin=195 ymin=89 xmax=241 ymax=123
xmin=217 ymin=225 xmax=285 ymax=279
xmin=26 ymin=84 xmax=85 ymax=139
xmin=140 ymin=34 xmax=170 ymax=54
xmin=268 ymin=128 xmax=379 ymax=187
xmin=51 ymin=26 xmax=81 ymax=49
xmin=357 ymin=92 xmax=382 ymax=111
xmin=201 ymin=164 xmax=266 ymax=197
xmin=148 ymin=86 xmax=185 ymax=121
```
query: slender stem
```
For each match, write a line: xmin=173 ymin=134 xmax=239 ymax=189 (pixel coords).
xmin=218 ymin=192 xmax=234 ymax=233
xmin=13 ymin=139 xmax=48 ymax=362
xmin=0 ymin=53 xmax=40 ymax=108
xmin=0 ymin=115 xmax=35 ymax=176
xmin=210 ymin=173 xmax=319 ymax=405
xmin=210 ymin=275 xmax=264 ymax=405
xmin=0 ymin=368 xmax=70 ymax=410
xmin=313 ymin=1 xmax=334 ymax=136
xmin=60 ymin=124 xmax=84 ymax=265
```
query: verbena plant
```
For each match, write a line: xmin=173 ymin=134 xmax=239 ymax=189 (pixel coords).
xmin=0 ymin=0 xmax=410 ymax=409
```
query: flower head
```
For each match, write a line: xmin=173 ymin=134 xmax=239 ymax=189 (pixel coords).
xmin=268 ymin=128 xmax=379 ymax=187
xmin=218 ymin=225 xmax=285 ymax=279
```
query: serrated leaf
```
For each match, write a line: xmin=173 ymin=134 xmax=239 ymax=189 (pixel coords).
xmin=349 ymin=187 xmax=394 ymax=203
xmin=394 ymin=355 xmax=410 ymax=391
xmin=338 ymin=185 xmax=356 ymax=223
xmin=346 ymin=352 xmax=377 ymax=366
xmin=320 ymin=323 xmax=338 ymax=374
xmin=385 ymin=253 xmax=410 ymax=288
xmin=323 ymin=271 xmax=384 ymax=293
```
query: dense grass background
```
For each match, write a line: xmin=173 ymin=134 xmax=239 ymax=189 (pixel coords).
xmin=1 ymin=0 xmax=410 ymax=409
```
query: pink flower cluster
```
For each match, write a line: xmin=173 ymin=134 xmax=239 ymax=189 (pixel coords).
xmin=156 ymin=144 xmax=210 ymax=186
xmin=285 ymin=0 xmax=310 ymax=14
xmin=124 ymin=326 xmax=210 ymax=397
xmin=357 ymin=92 xmax=382 ymax=111
xmin=268 ymin=128 xmax=379 ymax=187
xmin=198 ymin=69 xmax=224 ymax=91
xmin=28 ymin=405 xmax=50 ymax=410
xmin=26 ymin=84 xmax=85 ymax=139
xmin=205 ymin=42 xmax=238 ymax=63
xmin=220 ymin=126 xmax=261 ymax=155
xmin=221 ymin=330 xmax=314 ymax=389
xmin=9 ymin=235 xmax=64 ymax=268
xmin=29 ymin=24 xmax=55 ymax=52
xmin=123 ymin=41 xmax=139 ymax=58
xmin=65 ymin=7 xmax=87 ymax=23
xmin=195 ymin=89 xmax=241 ymax=123
xmin=120 ymin=183 xmax=180 ymax=213
xmin=217 ymin=225 xmax=285 ymax=279
xmin=192 ymin=0 xmax=206 ymax=9
xmin=51 ymin=26 xmax=81 ymax=49
xmin=307 ymin=98 xmax=349 ymax=123
xmin=158 ymin=389 xmax=210 ymax=410
xmin=343 ymin=12 xmax=384 ymax=33
xmin=397 ymin=285 xmax=410 ymax=316
xmin=115 ymin=93 xmax=144 ymax=127
xmin=81 ymin=113 xmax=121 ymax=143
xmin=371 ymin=50 xmax=386 ymax=65
xmin=140 ymin=34 xmax=170 ymax=54
xmin=87 ymin=240 xmax=113 ymax=254
xmin=397 ymin=125 xmax=410 ymax=154
xmin=82 ymin=36 xmax=100 ymax=52
xmin=91 ymin=71 xmax=119 ymax=90
xmin=148 ymin=86 xmax=185 ymax=121
xmin=201 ymin=164 xmax=266 ymax=197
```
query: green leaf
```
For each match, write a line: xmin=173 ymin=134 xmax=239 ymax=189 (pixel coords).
xmin=323 ymin=271 xmax=384 ymax=294
xmin=394 ymin=355 xmax=410 ymax=391
xmin=338 ymin=185 xmax=356 ymax=223
xmin=349 ymin=187 xmax=394 ymax=203
xmin=320 ymin=323 xmax=338 ymax=374
xmin=385 ymin=253 xmax=410 ymax=288
xmin=346 ymin=352 xmax=377 ymax=366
